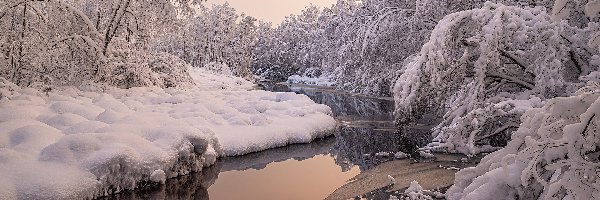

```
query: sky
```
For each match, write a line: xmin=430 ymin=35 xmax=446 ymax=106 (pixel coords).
xmin=204 ymin=0 xmax=337 ymax=25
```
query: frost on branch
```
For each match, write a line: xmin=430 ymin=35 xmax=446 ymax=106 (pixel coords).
xmin=0 ymin=0 xmax=197 ymax=88
xmin=393 ymin=2 xmax=599 ymax=154
xmin=446 ymin=82 xmax=600 ymax=199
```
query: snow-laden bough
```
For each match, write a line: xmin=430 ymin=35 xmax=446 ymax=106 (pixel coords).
xmin=394 ymin=2 xmax=599 ymax=154
xmin=447 ymin=82 xmax=600 ymax=200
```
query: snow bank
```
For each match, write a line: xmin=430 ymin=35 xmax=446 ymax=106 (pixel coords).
xmin=287 ymin=75 xmax=336 ymax=87
xmin=0 ymin=79 xmax=218 ymax=199
xmin=0 ymin=67 xmax=336 ymax=198
xmin=446 ymin=82 xmax=600 ymax=199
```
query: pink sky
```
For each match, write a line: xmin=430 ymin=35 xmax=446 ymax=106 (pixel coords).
xmin=205 ymin=0 xmax=337 ymax=25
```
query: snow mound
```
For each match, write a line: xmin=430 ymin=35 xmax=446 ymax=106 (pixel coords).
xmin=287 ymin=75 xmax=336 ymax=87
xmin=0 ymin=67 xmax=336 ymax=198
xmin=447 ymin=82 xmax=600 ymax=200
xmin=404 ymin=180 xmax=432 ymax=200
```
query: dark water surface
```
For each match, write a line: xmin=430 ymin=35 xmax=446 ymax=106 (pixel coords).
xmin=106 ymin=82 xmax=439 ymax=200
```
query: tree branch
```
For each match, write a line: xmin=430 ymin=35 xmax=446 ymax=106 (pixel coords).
xmin=0 ymin=1 xmax=28 ymax=21
xmin=49 ymin=35 xmax=101 ymax=51
xmin=499 ymin=49 xmax=527 ymax=70
xmin=49 ymin=0 xmax=103 ymax=41
xmin=476 ymin=123 xmax=519 ymax=143
xmin=486 ymin=71 xmax=535 ymax=90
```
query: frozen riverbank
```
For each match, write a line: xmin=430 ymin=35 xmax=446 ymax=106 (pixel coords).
xmin=0 ymin=68 xmax=336 ymax=199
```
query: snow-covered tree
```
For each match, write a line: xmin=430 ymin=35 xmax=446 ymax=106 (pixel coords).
xmin=254 ymin=0 xmax=523 ymax=96
xmin=441 ymin=1 xmax=600 ymax=199
xmin=0 ymin=0 xmax=199 ymax=87
xmin=447 ymin=82 xmax=600 ymax=199
xmin=251 ymin=5 xmax=324 ymax=81
xmin=393 ymin=1 xmax=600 ymax=154
xmin=156 ymin=3 xmax=257 ymax=79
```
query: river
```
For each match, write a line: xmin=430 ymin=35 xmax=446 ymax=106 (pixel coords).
xmin=103 ymin=82 xmax=474 ymax=200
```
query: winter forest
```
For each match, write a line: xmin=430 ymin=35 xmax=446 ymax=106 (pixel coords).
xmin=2 ymin=0 xmax=600 ymax=199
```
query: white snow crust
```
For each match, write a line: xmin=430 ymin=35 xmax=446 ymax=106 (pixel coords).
xmin=0 ymin=67 xmax=335 ymax=199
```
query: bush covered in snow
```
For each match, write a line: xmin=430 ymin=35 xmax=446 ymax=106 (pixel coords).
xmin=154 ymin=3 xmax=257 ymax=79
xmin=100 ymin=39 xmax=195 ymax=89
xmin=394 ymin=2 xmax=600 ymax=154
xmin=446 ymin=82 xmax=600 ymax=199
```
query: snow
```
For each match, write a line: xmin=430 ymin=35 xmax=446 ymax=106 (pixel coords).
xmin=393 ymin=2 xmax=583 ymax=155
xmin=388 ymin=175 xmax=396 ymax=185
xmin=404 ymin=180 xmax=432 ymax=200
xmin=418 ymin=151 xmax=435 ymax=158
xmin=446 ymin=82 xmax=600 ymax=199
xmin=375 ymin=151 xmax=391 ymax=157
xmin=287 ymin=75 xmax=336 ymax=87
xmin=394 ymin=151 xmax=408 ymax=159
xmin=0 ymin=67 xmax=336 ymax=199
xmin=585 ymin=0 xmax=600 ymax=18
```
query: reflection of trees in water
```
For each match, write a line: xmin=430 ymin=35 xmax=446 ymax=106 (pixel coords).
xmin=102 ymin=163 xmax=222 ymax=200
xmin=112 ymin=85 xmax=428 ymax=197
xmin=293 ymin=88 xmax=394 ymax=121
xmin=330 ymin=126 xmax=433 ymax=171
xmin=105 ymin=138 xmax=336 ymax=200
xmin=263 ymin=83 xmax=436 ymax=171
xmin=219 ymin=136 xmax=335 ymax=172
xmin=258 ymin=82 xmax=394 ymax=121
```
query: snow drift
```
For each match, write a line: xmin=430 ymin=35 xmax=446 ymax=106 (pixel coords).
xmin=0 ymin=67 xmax=336 ymax=199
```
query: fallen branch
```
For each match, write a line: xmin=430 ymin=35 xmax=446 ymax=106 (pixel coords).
xmin=486 ymin=71 xmax=534 ymax=90
xmin=476 ymin=123 xmax=519 ymax=143
xmin=499 ymin=49 xmax=527 ymax=70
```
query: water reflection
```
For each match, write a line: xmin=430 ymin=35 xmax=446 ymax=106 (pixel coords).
xmin=287 ymin=85 xmax=395 ymax=122
xmin=276 ymin=82 xmax=432 ymax=171
xmin=332 ymin=125 xmax=432 ymax=172
xmin=219 ymin=136 xmax=335 ymax=171
xmin=103 ymin=163 xmax=221 ymax=200
xmin=109 ymin=82 xmax=434 ymax=200
xmin=209 ymin=154 xmax=360 ymax=200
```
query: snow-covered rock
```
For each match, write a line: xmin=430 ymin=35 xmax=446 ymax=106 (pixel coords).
xmin=394 ymin=151 xmax=409 ymax=159
xmin=405 ymin=180 xmax=432 ymax=200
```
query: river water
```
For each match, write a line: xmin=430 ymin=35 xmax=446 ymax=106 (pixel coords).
xmin=105 ymin=83 xmax=468 ymax=200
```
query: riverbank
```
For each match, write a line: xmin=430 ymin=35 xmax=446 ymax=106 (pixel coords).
xmin=329 ymin=153 xmax=483 ymax=200
xmin=0 ymin=69 xmax=336 ymax=199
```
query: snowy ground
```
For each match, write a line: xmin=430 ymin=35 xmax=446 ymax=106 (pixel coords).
xmin=287 ymin=75 xmax=337 ymax=87
xmin=0 ymin=67 xmax=336 ymax=199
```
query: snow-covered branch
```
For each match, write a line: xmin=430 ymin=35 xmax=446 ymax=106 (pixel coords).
xmin=49 ymin=35 xmax=101 ymax=52
xmin=486 ymin=71 xmax=534 ymax=90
